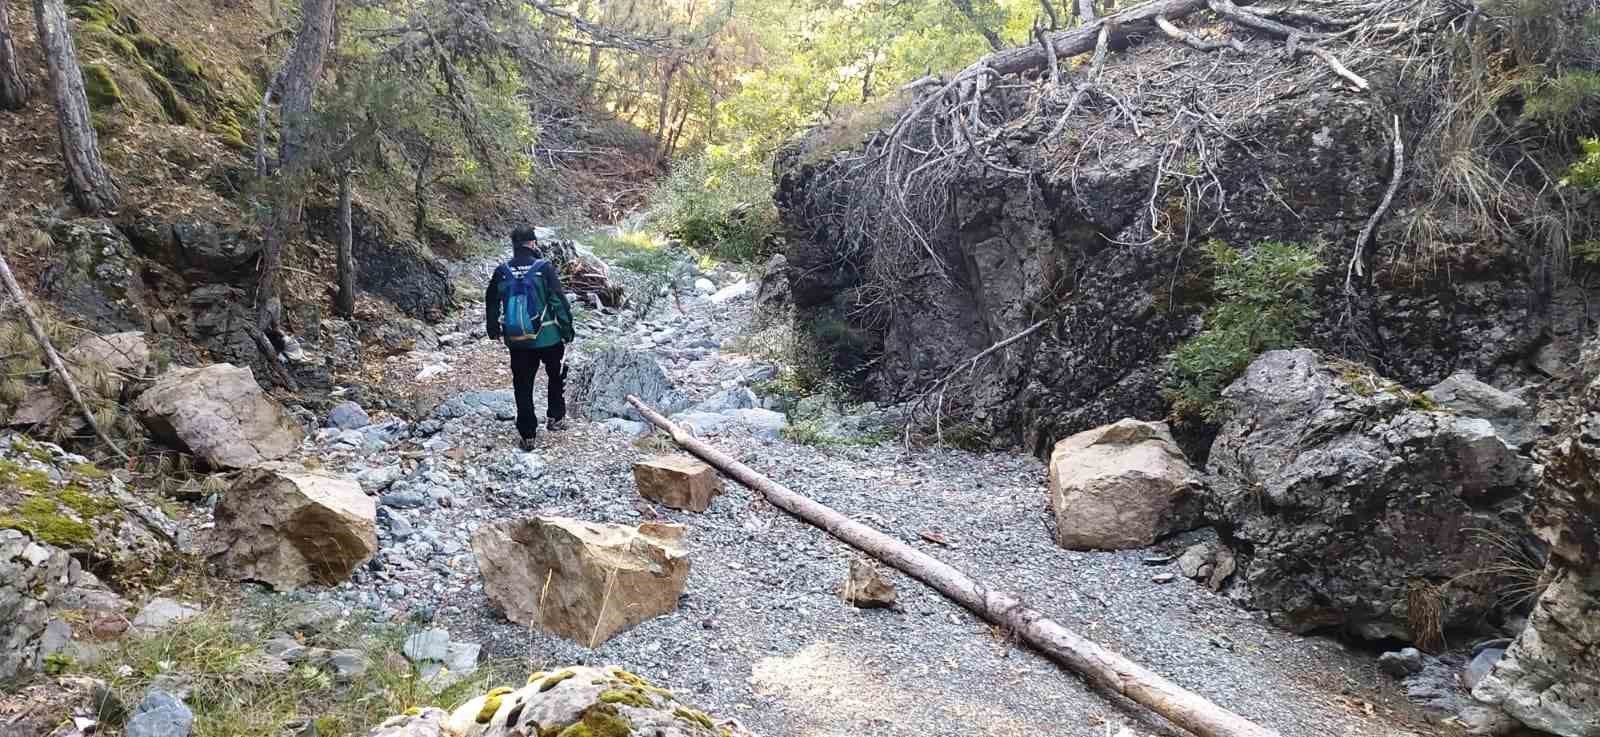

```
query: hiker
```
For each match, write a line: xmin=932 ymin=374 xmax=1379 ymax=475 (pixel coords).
xmin=485 ymin=227 xmax=576 ymax=450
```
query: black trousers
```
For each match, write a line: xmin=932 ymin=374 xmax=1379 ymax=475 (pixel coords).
xmin=509 ymin=343 xmax=566 ymax=439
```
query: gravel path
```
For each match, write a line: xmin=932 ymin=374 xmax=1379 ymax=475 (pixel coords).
xmin=301 ymin=267 xmax=1454 ymax=737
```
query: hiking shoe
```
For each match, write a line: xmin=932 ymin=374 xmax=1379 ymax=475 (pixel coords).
xmin=546 ymin=417 xmax=566 ymax=432
xmin=519 ymin=436 xmax=538 ymax=452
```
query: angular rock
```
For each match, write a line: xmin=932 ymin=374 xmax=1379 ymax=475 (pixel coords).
xmin=1048 ymin=419 xmax=1202 ymax=550
xmin=134 ymin=364 xmax=304 ymax=469
xmin=1424 ymin=373 xmax=1534 ymax=448
xmin=1465 ymin=648 xmax=1504 ymax=692
xmin=124 ymin=689 xmax=193 ymax=737
xmin=8 ymin=332 xmax=152 ymax=431
xmin=403 ymin=629 xmax=450 ymax=663
xmin=570 ymin=349 xmax=686 ymax=421
xmin=841 ymin=559 xmax=897 ymax=609
xmin=1379 ymin=648 xmax=1426 ymax=678
xmin=328 ymin=401 xmax=371 ymax=430
xmin=210 ymin=465 xmax=377 ymax=590
xmin=130 ymin=598 xmax=200 ymax=631
xmin=691 ymin=387 xmax=758 ymax=414
xmin=753 ymin=254 xmax=792 ymax=327
xmin=633 ymin=456 xmax=722 ymax=512
xmin=470 ymin=517 xmax=689 ymax=647
xmin=1207 ymin=350 xmax=1536 ymax=641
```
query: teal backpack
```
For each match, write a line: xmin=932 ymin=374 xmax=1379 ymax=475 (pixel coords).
xmin=496 ymin=259 xmax=561 ymax=348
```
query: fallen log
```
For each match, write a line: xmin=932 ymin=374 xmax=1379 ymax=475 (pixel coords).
xmin=0 ymin=249 xmax=129 ymax=460
xmin=626 ymin=395 xmax=1280 ymax=737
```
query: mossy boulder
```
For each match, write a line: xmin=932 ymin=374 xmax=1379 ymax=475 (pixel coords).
xmin=365 ymin=666 xmax=739 ymax=737
xmin=82 ymin=63 xmax=124 ymax=108
xmin=41 ymin=220 xmax=158 ymax=333
xmin=0 ymin=436 xmax=177 ymax=588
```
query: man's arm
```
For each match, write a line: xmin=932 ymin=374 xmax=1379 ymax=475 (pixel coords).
xmin=484 ymin=267 xmax=503 ymax=338
xmin=540 ymin=262 xmax=575 ymax=342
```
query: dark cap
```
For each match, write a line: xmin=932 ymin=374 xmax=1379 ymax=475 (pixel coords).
xmin=511 ymin=226 xmax=539 ymax=249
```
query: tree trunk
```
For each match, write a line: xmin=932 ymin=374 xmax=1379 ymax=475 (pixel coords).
xmin=335 ymin=166 xmax=355 ymax=317
xmin=0 ymin=0 xmax=30 ymax=110
xmin=254 ymin=0 xmax=335 ymax=380
xmin=653 ymin=58 xmax=679 ymax=160
xmin=0 ymin=251 xmax=127 ymax=460
xmin=627 ymin=396 xmax=1282 ymax=737
xmin=950 ymin=0 xmax=1005 ymax=51
xmin=33 ymin=0 xmax=117 ymax=213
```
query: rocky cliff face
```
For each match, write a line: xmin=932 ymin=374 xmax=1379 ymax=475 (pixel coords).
xmin=773 ymin=39 xmax=1593 ymax=456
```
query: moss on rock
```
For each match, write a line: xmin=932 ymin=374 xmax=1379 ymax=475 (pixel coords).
xmin=538 ymin=670 xmax=577 ymax=692
xmin=82 ymin=63 xmax=124 ymax=108
xmin=556 ymin=705 xmax=633 ymax=737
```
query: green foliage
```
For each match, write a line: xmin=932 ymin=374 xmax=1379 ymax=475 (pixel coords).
xmin=1524 ymin=71 xmax=1600 ymax=126
xmin=1166 ymin=240 xmax=1325 ymax=421
xmin=646 ymin=154 xmax=779 ymax=263
xmin=1561 ymin=137 xmax=1600 ymax=190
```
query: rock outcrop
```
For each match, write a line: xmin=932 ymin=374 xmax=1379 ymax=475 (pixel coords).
xmin=304 ymin=202 xmax=455 ymax=321
xmin=134 ymin=364 xmax=304 ymax=469
xmin=40 ymin=220 xmax=161 ymax=333
xmin=365 ymin=666 xmax=732 ymax=737
xmin=1048 ymin=419 xmax=1202 ymax=550
xmin=1423 ymin=373 xmax=1536 ymax=450
xmin=1470 ymin=346 xmax=1600 ymax=737
xmin=633 ymin=456 xmax=723 ymax=512
xmin=210 ymin=464 xmax=377 ymax=590
xmin=772 ymin=40 xmax=1589 ymax=454
xmin=470 ymin=517 xmax=690 ymax=647
xmin=1 ymin=530 xmax=128 ymax=685
xmin=1207 ymin=350 xmax=1536 ymax=642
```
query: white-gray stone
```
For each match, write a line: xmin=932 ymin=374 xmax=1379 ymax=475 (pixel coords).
xmin=131 ymin=598 xmax=200 ymax=631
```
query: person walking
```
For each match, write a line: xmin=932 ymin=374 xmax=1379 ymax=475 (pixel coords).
xmin=485 ymin=227 xmax=575 ymax=450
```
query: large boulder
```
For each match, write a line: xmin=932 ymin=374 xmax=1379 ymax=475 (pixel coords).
xmin=570 ymin=349 xmax=687 ymax=421
xmin=1470 ymin=356 xmax=1600 ymax=736
xmin=210 ymin=464 xmax=377 ymax=590
xmin=752 ymin=253 xmax=793 ymax=327
xmin=365 ymin=666 xmax=731 ymax=737
xmin=134 ymin=364 xmax=303 ymax=469
xmin=1048 ymin=419 xmax=1202 ymax=550
xmin=8 ymin=331 xmax=152 ymax=431
xmin=1207 ymin=349 xmax=1537 ymax=642
xmin=470 ymin=517 xmax=690 ymax=647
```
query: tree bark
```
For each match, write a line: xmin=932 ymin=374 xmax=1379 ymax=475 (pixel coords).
xmin=653 ymin=58 xmax=680 ymax=161
xmin=627 ymin=396 xmax=1282 ymax=737
xmin=335 ymin=165 xmax=356 ymax=317
xmin=0 ymin=0 xmax=29 ymax=110
xmin=254 ymin=0 xmax=335 ymax=384
xmin=0 ymin=251 xmax=128 ymax=460
xmin=950 ymin=0 xmax=1005 ymax=51
xmin=34 ymin=0 xmax=118 ymax=213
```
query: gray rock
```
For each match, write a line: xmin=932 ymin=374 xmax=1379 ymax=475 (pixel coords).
xmin=1424 ymin=373 xmax=1534 ymax=448
xmin=388 ymin=515 xmax=415 ymax=540
xmin=430 ymin=390 xmax=516 ymax=421
xmin=730 ymin=408 xmax=787 ymax=436
xmin=358 ymin=465 xmax=403 ymax=493
xmin=600 ymin=418 xmax=648 ymax=436
xmin=693 ymin=387 xmax=758 ymax=414
xmin=570 ymin=349 xmax=686 ymax=421
xmin=403 ymin=628 xmax=451 ymax=663
xmin=381 ymin=490 xmax=431 ymax=509
xmin=327 ymin=649 xmax=367 ymax=683
xmin=1207 ymin=350 xmax=1535 ymax=641
xmin=125 ymin=689 xmax=194 ymax=737
xmin=1380 ymin=648 xmax=1426 ymax=678
xmin=131 ymin=598 xmax=200 ymax=631
xmin=1402 ymin=654 xmax=1472 ymax=724
xmin=443 ymin=641 xmax=480 ymax=674
xmin=1465 ymin=648 xmax=1505 ymax=691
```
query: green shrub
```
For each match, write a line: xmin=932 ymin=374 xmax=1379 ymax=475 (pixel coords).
xmin=646 ymin=154 xmax=780 ymax=264
xmin=1165 ymin=240 xmax=1324 ymax=420
xmin=1561 ymin=137 xmax=1600 ymax=190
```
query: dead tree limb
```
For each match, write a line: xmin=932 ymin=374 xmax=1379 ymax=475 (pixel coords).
xmin=0 ymin=251 xmax=128 ymax=460
xmin=1306 ymin=45 xmax=1370 ymax=90
xmin=1346 ymin=114 xmax=1404 ymax=292
xmin=1156 ymin=15 xmax=1245 ymax=51
xmin=627 ymin=396 xmax=1281 ymax=737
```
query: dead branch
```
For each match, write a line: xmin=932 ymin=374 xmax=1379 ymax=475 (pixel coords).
xmin=0 ymin=250 xmax=128 ymax=460
xmin=1347 ymin=114 xmax=1405 ymax=292
xmin=1306 ymin=45 xmax=1371 ymax=90
xmin=1206 ymin=0 xmax=1322 ymax=39
xmin=628 ymin=396 xmax=1281 ymax=737
xmin=1157 ymin=15 xmax=1246 ymax=51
